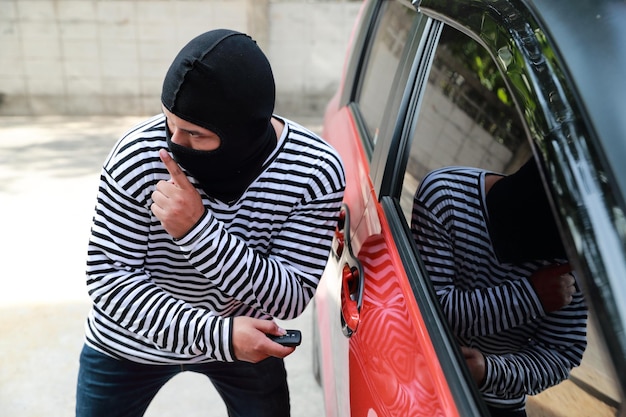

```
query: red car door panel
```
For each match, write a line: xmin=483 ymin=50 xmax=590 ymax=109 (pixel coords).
xmin=348 ymin=199 xmax=459 ymax=416
xmin=319 ymin=100 xmax=460 ymax=415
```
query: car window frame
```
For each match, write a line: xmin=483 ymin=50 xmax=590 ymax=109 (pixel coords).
xmin=341 ymin=0 xmax=429 ymax=161
xmin=339 ymin=0 xmax=385 ymax=159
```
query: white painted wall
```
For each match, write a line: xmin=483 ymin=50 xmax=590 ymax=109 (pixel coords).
xmin=0 ymin=0 xmax=362 ymax=117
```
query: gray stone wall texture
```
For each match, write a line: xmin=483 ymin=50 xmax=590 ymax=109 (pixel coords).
xmin=0 ymin=0 xmax=362 ymax=117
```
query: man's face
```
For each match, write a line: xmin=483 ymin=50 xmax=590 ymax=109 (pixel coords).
xmin=162 ymin=106 xmax=221 ymax=151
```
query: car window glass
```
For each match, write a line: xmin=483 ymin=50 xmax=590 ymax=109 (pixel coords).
xmin=400 ymin=23 xmax=621 ymax=416
xmin=355 ymin=0 xmax=416 ymax=148
xmin=399 ymin=26 xmax=530 ymax=218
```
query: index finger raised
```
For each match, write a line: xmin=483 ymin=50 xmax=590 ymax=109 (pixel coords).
xmin=159 ymin=149 xmax=191 ymax=187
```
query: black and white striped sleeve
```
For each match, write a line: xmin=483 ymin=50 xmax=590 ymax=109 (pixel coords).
xmin=87 ymin=168 xmax=234 ymax=361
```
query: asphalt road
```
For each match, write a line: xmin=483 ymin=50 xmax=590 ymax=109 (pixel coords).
xmin=0 ymin=115 xmax=325 ymax=417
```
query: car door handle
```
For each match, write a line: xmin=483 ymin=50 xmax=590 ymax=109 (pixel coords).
xmin=335 ymin=205 xmax=364 ymax=337
xmin=341 ymin=263 xmax=362 ymax=337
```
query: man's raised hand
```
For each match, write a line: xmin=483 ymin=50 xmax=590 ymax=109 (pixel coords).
xmin=151 ymin=149 xmax=205 ymax=239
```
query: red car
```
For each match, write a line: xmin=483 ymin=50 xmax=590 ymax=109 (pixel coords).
xmin=312 ymin=0 xmax=626 ymax=416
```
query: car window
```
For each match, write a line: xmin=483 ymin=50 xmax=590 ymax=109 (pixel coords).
xmin=354 ymin=0 xmax=417 ymax=148
xmin=398 ymin=23 xmax=621 ymax=416
xmin=399 ymin=25 xmax=530 ymax=218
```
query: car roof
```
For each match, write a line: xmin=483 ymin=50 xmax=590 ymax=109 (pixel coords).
xmin=526 ymin=0 xmax=626 ymax=201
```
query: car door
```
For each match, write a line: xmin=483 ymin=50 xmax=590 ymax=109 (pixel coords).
xmin=316 ymin=1 xmax=485 ymax=416
xmin=318 ymin=0 xmax=624 ymax=416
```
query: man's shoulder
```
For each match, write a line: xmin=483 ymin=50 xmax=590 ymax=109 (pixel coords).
xmin=116 ymin=114 xmax=166 ymax=147
xmin=281 ymin=119 xmax=345 ymax=171
xmin=422 ymin=166 xmax=485 ymax=189
xmin=105 ymin=115 xmax=166 ymax=164
xmin=101 ymin=114 xmax=168 ymax=190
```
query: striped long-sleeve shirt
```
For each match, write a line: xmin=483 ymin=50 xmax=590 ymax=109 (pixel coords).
xmin=84 ymin=114 xmax=346 ymax=364
xmin=410 ymin=166 xmax=587 ymax=410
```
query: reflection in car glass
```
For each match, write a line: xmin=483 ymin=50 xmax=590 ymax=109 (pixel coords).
xmin=401 ymin=24 xmax=620 ymax=417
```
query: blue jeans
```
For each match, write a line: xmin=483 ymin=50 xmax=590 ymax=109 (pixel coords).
xmin=75 ymin=344 xmax=290 ymax=417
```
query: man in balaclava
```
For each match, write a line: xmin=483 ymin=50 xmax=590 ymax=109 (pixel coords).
xmin=75 ymin=28 xmax=346 ymax=417
xmin=411 ymin=158 xmax=587 ymax=417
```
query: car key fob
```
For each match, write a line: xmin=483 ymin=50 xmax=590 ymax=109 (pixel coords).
xmin=268 ymin=330 xmax=302 ymax=347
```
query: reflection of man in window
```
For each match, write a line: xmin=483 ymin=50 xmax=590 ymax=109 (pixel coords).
xmin=410 ymin=158 xmax=587 ymax=417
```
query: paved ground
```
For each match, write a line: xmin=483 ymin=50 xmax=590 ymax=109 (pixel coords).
xmin=0 ymin=115 xmax=325 ymax=417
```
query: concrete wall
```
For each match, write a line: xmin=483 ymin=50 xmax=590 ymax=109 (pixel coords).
xmin=0 ymin=0 xmax=362 ymax=117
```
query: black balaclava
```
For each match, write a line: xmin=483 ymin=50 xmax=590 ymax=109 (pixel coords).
xmin=161 ymin=29 xmax=277 ymax=202
xmin=486 ymin=157 xmax=566 ymax=264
